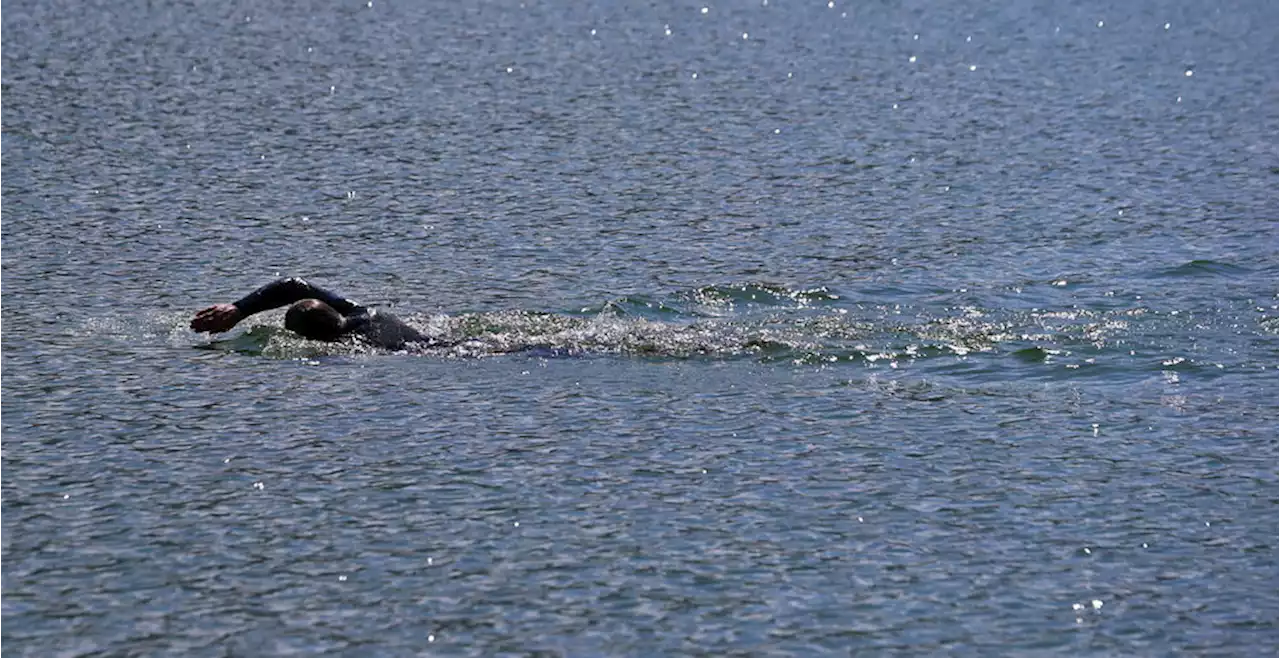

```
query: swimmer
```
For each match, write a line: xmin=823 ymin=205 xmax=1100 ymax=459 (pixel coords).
xmin=191 ymin=277 xmax=437 ymax=350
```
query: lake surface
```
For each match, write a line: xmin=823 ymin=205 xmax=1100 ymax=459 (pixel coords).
xmin=3 ymin=0 xmax=1277 ymax=654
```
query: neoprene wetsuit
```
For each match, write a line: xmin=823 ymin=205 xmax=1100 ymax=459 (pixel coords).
xmin=233 ymin=277 xmax=435 ymax=350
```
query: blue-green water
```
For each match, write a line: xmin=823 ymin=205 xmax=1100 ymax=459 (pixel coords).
xmin=3 ymin=0 xmax=1277 ymax=654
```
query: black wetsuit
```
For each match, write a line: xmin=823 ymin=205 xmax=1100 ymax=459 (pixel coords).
xmin=233 ymin=277 xmax=434 ymax=350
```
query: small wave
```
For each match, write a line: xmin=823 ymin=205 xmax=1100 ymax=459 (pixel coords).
xmin=1156 ymin=260 xmax=1250 ymax=278
xmin=675 ymin=283 xmax=841 ymax=314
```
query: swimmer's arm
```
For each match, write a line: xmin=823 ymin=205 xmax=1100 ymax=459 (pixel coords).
xmin=191 ymin=277 xmax=364 ymax=333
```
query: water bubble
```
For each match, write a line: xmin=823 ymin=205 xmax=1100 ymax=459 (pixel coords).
xmin=339 ymin=575 xmax=348 ymax=581
xmin=590 ymin=28 xmax=596 ymax=35
xmin=253 ymin=481 xmax=265 ymax=490
xmin=428 ymin=635 xmax=435 ymax=642
xmin=701 ymin=6 xmax=708 ymax=13
xmin=691 ymin=72 xmax=698 ymax=79
xmin=913 ymin=33 xmax=919 ymax=40
xmin=506 ymin=66 xmax=513 ymax=73
xmin=1164 ymin=22 xmax=1171 ymax=29
xmin=1097 ymin=20 xmax=1104 ymax=27
xmin=908 ymin=55 xmax=917 ymax=63
xmin=330 ymin=85 xmax=336 ymax=94
xmin=773 ymin=128 xmax=780 ymax=134
xmin=514 ymin=521 xmax=520 ymax=527
xmin=1184 ymin=69 xmax=1193 ymax=77
xmin=1092 ymin=600 xmax=1103 ymax=609
xmin=742 ymin=32 xmax=749 ymax=39
xmin=664 ymin=24 xmax=672 ymax=36
xmin=1072 ymin=603 xmax=1084 ymax=611
xmin=966 ymin=35 xmax=971 ymax=42
xmin=1083 ymin=547 xmax=1092 ymax=554
xmin=968 ymin=64 xmax=977 ymax=71
xmin=827 ymin=1 xmax=834 ymax=7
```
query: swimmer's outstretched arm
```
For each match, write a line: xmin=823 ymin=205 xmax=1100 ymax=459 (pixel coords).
xmin=191 ymin=277 xmax=364 ymax=333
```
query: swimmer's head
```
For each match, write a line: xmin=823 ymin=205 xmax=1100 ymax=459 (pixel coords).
xmin=284 ymin=299 xmax=345 ymax=341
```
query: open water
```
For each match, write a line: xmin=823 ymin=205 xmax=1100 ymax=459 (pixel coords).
xmin=3 ymin=0 xmax=1277 ymax=655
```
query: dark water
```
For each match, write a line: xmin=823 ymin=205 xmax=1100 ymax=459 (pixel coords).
xmin=3 ymin=0 xmax=1277 ymax=654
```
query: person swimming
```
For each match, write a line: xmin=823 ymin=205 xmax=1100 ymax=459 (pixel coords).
xmin=191 ymin=277 xmax=438 ymax=350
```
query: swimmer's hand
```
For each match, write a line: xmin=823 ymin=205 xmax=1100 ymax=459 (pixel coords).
xmin=191 ymin=304 xmax=243 ymax=333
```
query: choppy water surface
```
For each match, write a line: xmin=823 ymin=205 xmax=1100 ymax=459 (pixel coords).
xmin=3 ymin=0 xmax=1277 ymax=654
